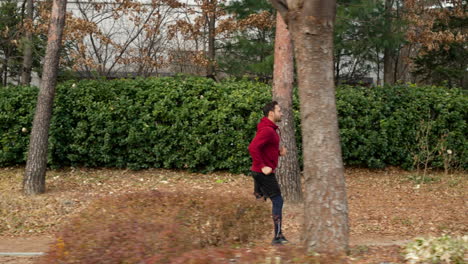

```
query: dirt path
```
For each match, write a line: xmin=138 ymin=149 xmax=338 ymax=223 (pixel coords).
xmin=350 ymin=236 xmax=411 ymax=247
xmin=0 ymin=236 xmax=53 ymax=252
xmin=0 ymin=236 xmax=53 ymax=264
xmin=0 ymin=234 xmax=412 ymax=252
xmin=0 ymin=234 xmax=413 ymax=264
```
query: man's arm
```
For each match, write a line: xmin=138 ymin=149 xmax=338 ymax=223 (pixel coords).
xmin=248 ymin=128 xmax=272 ymax=171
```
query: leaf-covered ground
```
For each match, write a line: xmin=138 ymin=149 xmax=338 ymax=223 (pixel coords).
xmin=0 ymin=167 xmax=466 ymax=263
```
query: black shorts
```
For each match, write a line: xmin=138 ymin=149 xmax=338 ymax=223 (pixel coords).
xmin=251 ymin=171 xmax=281 ymax=199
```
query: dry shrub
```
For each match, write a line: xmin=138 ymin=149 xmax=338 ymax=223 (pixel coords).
xmin=37 ymin=190 xmax=270 ymax=264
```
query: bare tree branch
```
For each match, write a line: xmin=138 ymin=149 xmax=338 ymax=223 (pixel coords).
xmin=106 ymin=6 xmax=157 ymax=75
xmin=77 ymin=1 xmax=103 ymax=73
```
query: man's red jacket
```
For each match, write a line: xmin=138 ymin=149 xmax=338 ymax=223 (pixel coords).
xmin=248 ymin=117 xmax=280 ymax=173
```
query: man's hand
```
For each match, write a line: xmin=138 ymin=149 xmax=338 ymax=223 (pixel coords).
xmin=280 ymin=146 xmax=287 ymax=156
xmin=261 ymin=166 xmax=273 ymax=175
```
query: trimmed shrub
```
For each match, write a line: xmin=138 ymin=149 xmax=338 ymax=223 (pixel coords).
xmin=37 ymin=190 xmax=271 ymax=264
xmin=0 ymin=86 xmax=38 ymax=166
xmin=50 ymin=77 xmax=271 ymax=173
xmin=337 ymin=84 xmax=467 ymax=170
xmin=1 ymin=78 xmax=466 ymax=172
xmin=1 ymin=77 xmax=271 ymax=173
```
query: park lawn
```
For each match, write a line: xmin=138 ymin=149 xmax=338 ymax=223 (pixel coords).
xmin=0 ymin=166 xmax=466 ymax=263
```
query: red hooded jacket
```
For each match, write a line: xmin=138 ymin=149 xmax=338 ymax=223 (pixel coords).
xmin=248 ymin=117 xmax=280 ymax=173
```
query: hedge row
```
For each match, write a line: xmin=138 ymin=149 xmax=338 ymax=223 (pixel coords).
xmin=336 ymin=84 xmax=467 ymax=169
xmin=0 ymin=77 xmax=466 ymax=172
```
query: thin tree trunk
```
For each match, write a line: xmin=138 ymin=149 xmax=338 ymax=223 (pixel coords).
xmin=376 ymin=49 xmax=381 ymax=85
xmin=384 ymin=48 xmax=394 ymax=85
xmin=393 ymin=46 xmax=400 ymax=82
xmin=2 ymin=55 xmax=8 ymax=86
xmin=206 ymin=0 xmax=216 ymax=79
xmin=270 ymin=0 xmax=349 ymax=255
xmin=335 ymin=53 xmax=341 ymax=85
xmin=23 ymin=0 xmax=68 ymax=195
xmin=21 ymin=0 xmax=34 ymax=86
xmin=383 ymin=0 xmax=394 ymax=85
xmin=0 ymin=63 xmax=3 ymax=86
xmin=3 ymin=50 xmax=13 ymax=86
xmin=272 ymin=12 xmax=302 ymax=203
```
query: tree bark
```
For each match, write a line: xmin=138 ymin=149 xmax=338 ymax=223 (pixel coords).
xmin=383 ymin=0 xmax=395 ymax=85
xmin=23 ymin=0 xmax=67 ymax=195
xmin=272 ymin=12 xmax=302 ymax=203
xmin=206 ymin=0 xmax=216 ymax=79
xmin=270 ymin=0 xmax=349 ymax=255
xmin=21 ymin=0 xmax=34 ymax=86
xmin=384 ymin=47 xmax=395 ymax=85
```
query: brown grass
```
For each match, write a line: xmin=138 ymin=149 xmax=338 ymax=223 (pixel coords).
xmin=0 ymin=166 xmax=466 ymax=264
xmin=1 ymin=167 xmax=255 ymax=236
xmin=36 ymin=190 xmax=271 ymax=264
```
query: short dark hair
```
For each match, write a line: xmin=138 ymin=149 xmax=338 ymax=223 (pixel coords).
xmin=263 ymin=101 xmax=278 ymax=116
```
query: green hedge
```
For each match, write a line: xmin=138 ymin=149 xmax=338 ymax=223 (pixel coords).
xmin=1 ymin=77 xmax=271 ymax=172
xmin=0 ymin=77 xmax=466 ymax=172
xmin=337 ymin=84 xmax=467 ymax=169
xmin=0 ymin=85 xmax=38 ymax=166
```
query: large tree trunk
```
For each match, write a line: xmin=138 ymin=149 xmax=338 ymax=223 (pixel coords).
xmin=270 ymin=0 xmax=349 ymax=255
xmin=23 ymin=0 xmax=67 ymax=195
xmin=272 ymin=12 xmax=302 ymax=203
xmin=21 ymin=0 xmax=34 ymax=86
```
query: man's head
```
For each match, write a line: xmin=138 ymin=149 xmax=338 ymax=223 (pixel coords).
xmin=263 ymin=101 xmax=282 ymax=123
